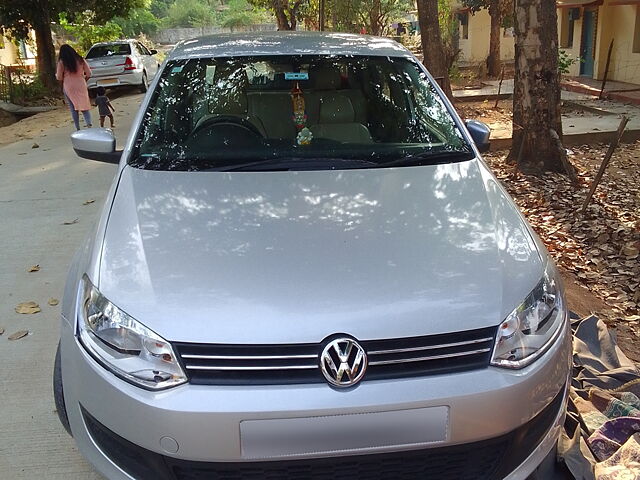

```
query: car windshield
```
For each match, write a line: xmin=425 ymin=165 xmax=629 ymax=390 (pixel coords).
xmin=86 ymin=44 xmax=132 ymax=58
xmin=131 ymin=55 xmax=472 ymax=171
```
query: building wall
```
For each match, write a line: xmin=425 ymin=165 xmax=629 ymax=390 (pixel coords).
xmin=0 ymin=36 xmax=19 ymax=66
xmin=558 ymin=2 xmax=640 ymax=84
xmin=594 ymin=3 xmax=640 ymax=83
xmin=558 ymin=9 xmax=582 ymax=77
xmin=458 ymin=9 xmax=515 ymax=64
xmin=0 ymin=34 xmax=37 ymax=67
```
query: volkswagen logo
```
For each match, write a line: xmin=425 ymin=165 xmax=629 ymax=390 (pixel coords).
xmin=320 ymin=337 xmax=367 ymax=387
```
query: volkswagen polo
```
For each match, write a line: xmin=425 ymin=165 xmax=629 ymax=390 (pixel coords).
xmin=55 ymin=32 xmax=571 ymax=480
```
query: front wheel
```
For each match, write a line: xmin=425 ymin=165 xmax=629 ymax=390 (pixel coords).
xmin=139 ymin=71 xmax=148 ymax=93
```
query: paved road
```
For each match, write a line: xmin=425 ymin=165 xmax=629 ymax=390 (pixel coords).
xmin=0 ymin=92 xmax=143 ymax=479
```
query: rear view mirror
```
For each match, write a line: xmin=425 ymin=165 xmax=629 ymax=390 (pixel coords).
xmin=71 ymin=128 xmax=122 ymax=163
xmin=465 ymin=120 xmax=491 ymax=153
xmin=150 ymin=49 xmax=158 ymax=55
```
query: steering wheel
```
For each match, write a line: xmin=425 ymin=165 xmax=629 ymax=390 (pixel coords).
xmin=191 ymin=115 xmax=264 ymax=139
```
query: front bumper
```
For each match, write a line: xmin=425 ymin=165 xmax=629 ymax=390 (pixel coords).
xmin=87 ymin=70 xmax=143 ymax=90
xmin=60 ymin=317 xmax=571 ymax=480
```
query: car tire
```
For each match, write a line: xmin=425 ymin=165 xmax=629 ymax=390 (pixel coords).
xmin=53 ymin=342 xmax=72 ymax=436
xmin=140 ymin=71 xmax=148 ymax=93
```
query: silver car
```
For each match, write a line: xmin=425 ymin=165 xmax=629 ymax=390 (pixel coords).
xmin=85 ymin=40 xmax=160 ymax=93
xmin=56 ymin=32 xmax=571 ymax=480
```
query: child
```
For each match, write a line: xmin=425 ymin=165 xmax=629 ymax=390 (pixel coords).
xmin=95 ymin=87 xmax=115 ymax=128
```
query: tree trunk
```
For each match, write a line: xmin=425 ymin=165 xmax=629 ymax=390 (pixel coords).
xmin=274 ymin=5 xmax=292 ymax=30
xmin=32 ymin=7 xmax=56 ymax=90
xmin=273 ymin=0 xmax=303 ymax=30
xmin=509 ymin=0 xmax=570 ymax=174
xmin=416 ymin=0 xmax=453 ymax=99
xmin=487 ymin=0 xmax=501 ymax=77
xmin=372 ymin=0 xmax=383 ymax=35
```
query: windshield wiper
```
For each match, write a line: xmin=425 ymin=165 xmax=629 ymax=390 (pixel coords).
xmin=193 ymin=151 xmax=473 ymax=172
xmin=373 ymin=150 xmax=475 ymax=169
xmin=202 ymin=157 xmax=379 ymax=172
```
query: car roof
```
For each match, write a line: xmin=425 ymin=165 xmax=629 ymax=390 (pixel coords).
xmin=89 ymin=40 xmax=136 ymax=47
xmin=169 ymin=31 xmax=412 ymax=60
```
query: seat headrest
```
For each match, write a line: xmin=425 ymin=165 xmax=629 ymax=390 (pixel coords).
xmin=319 ymin=95 xmax=355 ymax=124
xmin=311 ymin=66 xmax=341 ymax=90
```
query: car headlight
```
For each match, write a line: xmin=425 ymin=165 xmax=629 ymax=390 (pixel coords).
xmin=491 ymin=262 xmax=567 ymax=369
xmin=77 ymin=275 xmax=187 ymax=390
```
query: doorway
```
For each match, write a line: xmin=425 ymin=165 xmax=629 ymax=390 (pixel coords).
xmin=580 ymin=9 xmax=597 ymax=77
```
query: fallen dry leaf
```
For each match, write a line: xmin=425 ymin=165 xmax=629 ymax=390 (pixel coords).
xmin=28 ymin=264 xmax=40 ymax=272
xmin=32 ymin=143 xmax=39 ymax=149
xmin=48 ymin=297 xmax=59 ymax=306
xmin=82 ymin=199 xmax=95 ymax=205
xmin=622 ymin=245 xmax=639 ymax=258
xmin=0 ymin=327 xmax=4 ymax=335
xmin=62 ymin=218 xmax=78 ymax=225
xmin=15 ymin=301 xmax=41 ymax=314
xmin=8 ymin=330 xmax=29 ymax=341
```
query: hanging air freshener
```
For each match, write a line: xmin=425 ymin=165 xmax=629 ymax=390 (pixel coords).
xmin=291 ymin=82 xmax=308 ymax=131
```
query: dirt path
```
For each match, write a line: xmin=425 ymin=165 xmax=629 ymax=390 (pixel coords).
xmin=0 ymin=87 xmax=141 ymax=148
xmin=0 ymin=107 xmax=72 ymax=148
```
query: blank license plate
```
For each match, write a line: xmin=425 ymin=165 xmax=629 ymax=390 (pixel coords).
xmin=97 ymin=78 xmax=118 ymax=85
xmin=240 ymin=406 xmax=449 ymax=459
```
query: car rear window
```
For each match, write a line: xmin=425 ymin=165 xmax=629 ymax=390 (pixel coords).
xmin=86 ymin=44 xmax=132 ymax=58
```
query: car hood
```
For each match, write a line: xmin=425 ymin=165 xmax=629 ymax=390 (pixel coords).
xmin=98 ymin=161 xmax=543 ymax=343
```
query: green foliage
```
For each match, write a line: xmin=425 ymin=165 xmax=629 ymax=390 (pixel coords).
xmin=558 ymin=50 xmax=581 ymax=74
xmin=248 ymin=0 xmax=306 ymax=29
xmin=162 ymin=0 xmax=218 ymax=27
xmin=220 ymin=0 xmax=269 ymax=27
xmin=113 ymin=8 xmax=160 ymax=36
xmin=59 ymin=12 xmax=124 ymax=56
xmin=150 ymin=0 xmax=174 ymax=18
xmin=11 ymin=76 xmax=47 ymax=105
xmin=437 ymin=0 xmax=457 ymax=40
xmin=0 ymin=0 xmax=145 ymax=41
xmin=298 ymin=0 xmax=412 ymax=34
xmin=461 ymin=0 xmax=512 ymax=18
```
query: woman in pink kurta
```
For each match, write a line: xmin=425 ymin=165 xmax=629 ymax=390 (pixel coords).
xmin=56 ymin=44 xmax=93 ymax=130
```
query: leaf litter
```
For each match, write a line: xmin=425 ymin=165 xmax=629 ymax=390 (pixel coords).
xmin=485 ymin=141 xmax=640 ymax=326
xmin=8 ymin=330 xmax=29 ymax=341
xmin=48 ymin=297 xmax=59 ymax=306
xmin=15 ymin=302 xmax=41 ymax=314
xmin=28 ymin=265 xmax=40 ymax=272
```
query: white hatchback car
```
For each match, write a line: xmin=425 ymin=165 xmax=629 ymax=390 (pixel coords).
xmin=85 ymin=40 xmax=160 ymax=93
xmin=57 ymin=32 xmax=571 ymax=480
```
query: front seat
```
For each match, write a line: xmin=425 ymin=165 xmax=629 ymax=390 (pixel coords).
xmin=310 ymin=94 xmax=372 ymax=144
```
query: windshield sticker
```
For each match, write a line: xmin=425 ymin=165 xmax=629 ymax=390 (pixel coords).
xmin=171 ymin=66 xmax=184 ymax=73
xmin=285 ymin=72 xmax=309 ymax=81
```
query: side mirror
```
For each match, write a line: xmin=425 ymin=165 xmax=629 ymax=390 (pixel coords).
xmin=150 ymin=49 xmax=158 ymax=55
xmin=465 ymin=120 xmax=491 ymax=153
xmin=71 ymin=128 xmax=122 ymax=163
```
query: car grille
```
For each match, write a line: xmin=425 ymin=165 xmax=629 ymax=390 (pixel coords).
xmin=80 ymin=387 xmax=565 ymax=480
xmin=173 ymin=326 xmax=497 ymax=385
